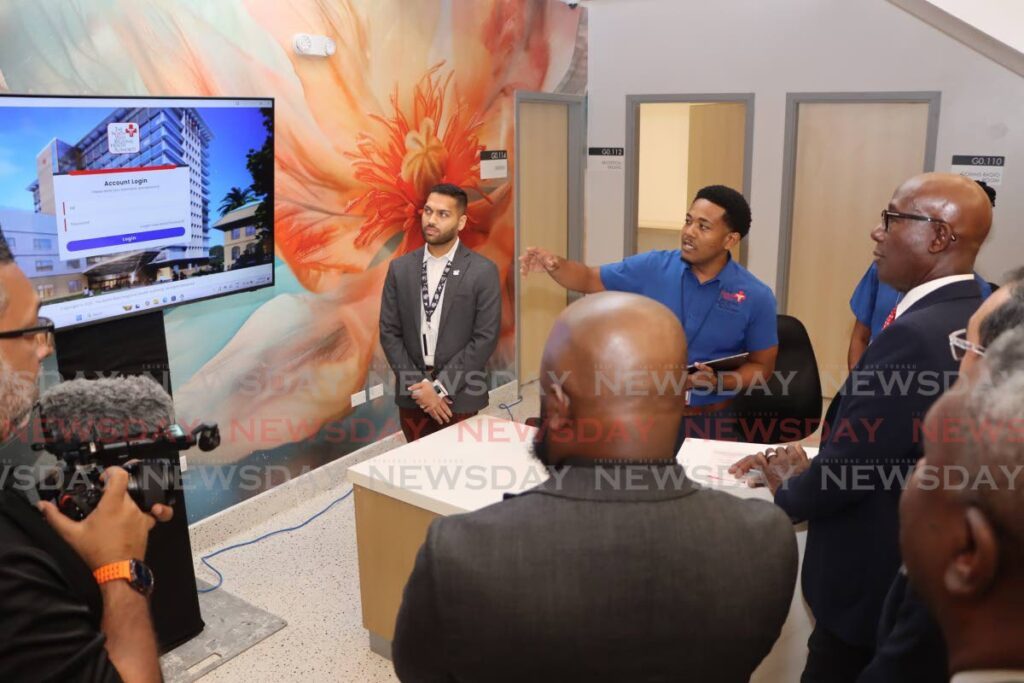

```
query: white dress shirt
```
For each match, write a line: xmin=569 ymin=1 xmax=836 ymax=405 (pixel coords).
xmin=420 ymin=239 xmax=459 ymax=366
xmin=951 ymin=670 xmax=1024 ymax=683
xmin=893 ymin=273 xmax=975 ymax=320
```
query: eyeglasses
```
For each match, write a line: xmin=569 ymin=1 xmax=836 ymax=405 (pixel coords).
xmin=880 ymin=210 xmax=958 ymax=242
xmin=949 ymin=328 xmax=985 ymax=362
xmin=0 ymin=316 xmax=55 ymax=350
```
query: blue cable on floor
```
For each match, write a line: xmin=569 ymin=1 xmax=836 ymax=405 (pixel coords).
xmin=196 ymin=398 xmax=525 ymax=594
xmin=497 ymin=397 xmax=523 ymax=421
xmin=196 ymin=487 xmax=355 ymax=594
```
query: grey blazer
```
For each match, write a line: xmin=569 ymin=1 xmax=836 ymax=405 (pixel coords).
xmin=379 ymin=242 xmax=502 ymax=413
xmin=393 ymin=465 xmax=799 ymax=683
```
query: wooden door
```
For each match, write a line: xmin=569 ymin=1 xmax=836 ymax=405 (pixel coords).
xmin=785 ymin=101 xmax=930 ymax=395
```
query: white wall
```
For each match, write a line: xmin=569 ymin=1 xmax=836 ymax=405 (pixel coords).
xmin=585 ymin=0 xmax=1024 ymax=289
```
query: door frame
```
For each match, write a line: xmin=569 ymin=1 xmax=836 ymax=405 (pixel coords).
xmin=514 ymin=90 xmax=586 ymax=389
xmin=774 ymin=91 xmax=942 ymax=310
xmin=623 ymin=93 xmax=755 ymax=263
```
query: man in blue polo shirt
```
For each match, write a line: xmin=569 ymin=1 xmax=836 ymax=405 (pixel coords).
xmin=520 ymin=185 xmax=778 ymax=436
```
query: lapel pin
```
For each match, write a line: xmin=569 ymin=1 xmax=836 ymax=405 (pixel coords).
xmin=453 ymin=270 xmax=460 ymax=276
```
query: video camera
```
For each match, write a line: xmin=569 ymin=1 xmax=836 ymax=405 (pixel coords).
xmin=33 ymin=423 xmax=220 ymax=521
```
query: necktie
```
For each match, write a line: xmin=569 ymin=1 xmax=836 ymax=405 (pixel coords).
xmin=882 ymin=305 xmax=898 ymax=330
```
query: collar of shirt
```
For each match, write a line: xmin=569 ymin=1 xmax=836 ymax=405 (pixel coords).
xmin=680 ymin=254 xmax=738 ymax=288
xmin=423 ymin=238 xmax=460 ymax=264
xmin=894 ymin=273 xmax=975 ymax=319
xmin=951 ymin=670 xmax=1024 ymax=683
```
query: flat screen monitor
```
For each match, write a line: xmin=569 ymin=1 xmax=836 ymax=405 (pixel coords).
xmin=0 ymin=95 xmax=274 ymax=329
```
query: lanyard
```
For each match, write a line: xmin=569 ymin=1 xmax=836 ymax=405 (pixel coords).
xmin=421 ymin=257 xmax=454 ymax=329
xmin=681 ymin=271 xmax=721 ymax=351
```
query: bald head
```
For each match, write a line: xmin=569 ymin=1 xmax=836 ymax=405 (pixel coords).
xmin=874 ymin=173 xmax=991 ymax=292
xmin=535 ymin=292 xmax=687 ymax=463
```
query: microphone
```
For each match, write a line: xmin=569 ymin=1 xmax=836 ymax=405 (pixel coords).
xmin=37 ymin=375 xmax=176 ymax=447
xmin=32 ymin=375 xmax=219 ymax=520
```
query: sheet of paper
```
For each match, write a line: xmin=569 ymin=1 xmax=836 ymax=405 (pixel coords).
xmin=677 ymin=438 xmax=819 ymax=490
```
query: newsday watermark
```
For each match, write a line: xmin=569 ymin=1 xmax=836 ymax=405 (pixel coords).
xmin=3 ymin=454 xmax=1022 ymax=498
xmin=26 ymin=363 xmax=967 ymax=404
xmin=9 ymin=408 xmax=1021 ymax=452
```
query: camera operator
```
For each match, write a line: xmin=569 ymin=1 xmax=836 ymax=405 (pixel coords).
xmin=0 ymin=234 xmax=171 ymax=682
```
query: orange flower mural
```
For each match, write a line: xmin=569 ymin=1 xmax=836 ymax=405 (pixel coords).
xmin=342 ymin=64 xmax=491 ymax=255
xmin=0 ymin=1 xmax=586 ymax=501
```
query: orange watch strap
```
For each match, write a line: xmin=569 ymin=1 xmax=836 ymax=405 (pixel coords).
xmin=93 ymin=560 xmax=132 ymax=585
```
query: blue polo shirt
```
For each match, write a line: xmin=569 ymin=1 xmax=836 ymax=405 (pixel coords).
xmin=600 ymin=250 xmax=778 ymax=406
xmin=850 ymin=262 xmax=992 ymax=340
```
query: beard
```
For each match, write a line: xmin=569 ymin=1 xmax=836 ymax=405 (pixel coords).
xmin=0 ymin=355 xmax=39 ymax=441
xmin=529 ymin=404 xmax=553 ymax=466
xmin=421 ymin=223 xmax=458 ymax=246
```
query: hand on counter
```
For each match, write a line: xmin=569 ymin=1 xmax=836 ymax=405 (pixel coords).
xmin=729 ymin=444 xmax=810 ymax=495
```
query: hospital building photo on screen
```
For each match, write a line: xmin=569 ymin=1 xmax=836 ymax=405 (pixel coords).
xmin=0 ymin=97 xmax=273 ymax=326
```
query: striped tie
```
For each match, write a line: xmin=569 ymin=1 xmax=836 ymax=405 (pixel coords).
xmin=882 ymin=305 xmax=898 ymax=330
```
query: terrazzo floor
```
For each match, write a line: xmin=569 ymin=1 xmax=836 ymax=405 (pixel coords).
xmin=186 ymin=382 xmax=541 ymax=682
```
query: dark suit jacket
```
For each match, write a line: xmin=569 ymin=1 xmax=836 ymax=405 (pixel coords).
xmin=393 ymin=464 xmax=798 ymax=683
xmin=857 ymin=570 xmax=947 ymax=682
xmin=774 ymin=280 xmax=981 ymax=648
xmin=379 ymin=243 xmax=502 ymax=413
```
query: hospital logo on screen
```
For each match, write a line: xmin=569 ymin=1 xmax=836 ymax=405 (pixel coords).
xmin=107 ymin=122 xmax=141 ymax=154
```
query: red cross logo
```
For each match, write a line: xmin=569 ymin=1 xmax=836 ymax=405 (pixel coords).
xmin=735 ymin=290 xmax=746 ymax=303
xmin=126 ymin=123 xmax=138 ymax=137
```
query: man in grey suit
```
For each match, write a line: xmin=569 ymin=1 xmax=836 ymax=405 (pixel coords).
xmin=393 ymin=291 xmax=798 ymax=682
xmin=379 ymin=183 xmax=501 ymax=442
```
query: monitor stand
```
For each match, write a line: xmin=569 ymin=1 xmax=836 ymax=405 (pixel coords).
xmin=54 ymin=311 xmax=205 ymax=652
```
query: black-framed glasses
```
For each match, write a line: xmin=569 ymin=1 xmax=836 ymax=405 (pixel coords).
xmin=881 ymin=210 xmax=958 ymax=241
xmin=0 ymin=316 xmax=55 ymax=349
xmin=949 ymin=328 xmax=985 ymax=362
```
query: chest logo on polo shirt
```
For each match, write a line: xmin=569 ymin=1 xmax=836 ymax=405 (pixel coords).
xmin=717 ymin=288 xmax=747 ymax=313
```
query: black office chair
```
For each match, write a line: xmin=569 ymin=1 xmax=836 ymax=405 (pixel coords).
xmin=724 ymin=314 xmax=823 ymax=444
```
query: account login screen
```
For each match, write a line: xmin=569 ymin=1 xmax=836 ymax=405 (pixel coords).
xmin=53 ymin=162 xmax=191 ymax=260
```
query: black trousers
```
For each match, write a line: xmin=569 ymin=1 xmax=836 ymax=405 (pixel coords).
xmin=801 ymin=625 xmax=874 ymax=683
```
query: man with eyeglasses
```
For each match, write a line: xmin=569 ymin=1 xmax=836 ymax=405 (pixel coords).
xmin=0 ymin=234 xmax=171 ymax=682
xmin=861 ymin=269 xmax=1024 ymax=682
xmin=952 ymin=269 xmax=1024 ymax=382
xmin=897 ymin=328 xmax=1024 ymax=682
xmin=846 ymin=181 xmax=996 ymax=371
xmin=731 ymin=173 xmax=991 ymax=682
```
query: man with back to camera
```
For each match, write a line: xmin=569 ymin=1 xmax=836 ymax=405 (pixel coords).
xmin=392 ymin=291 xmax=798 ymax=683
xmin=379 ymin=183 xmax=502 ymax=442
xmin=0 ymin=234 xmax=172 ymax=682
xmin=520 ymin=184 xmax=778 ymax=445
xmin=858 ymin=268 xmax=1024 ymax=682
xmin=730 ymin=173 xmax=991 ymax=682
xmin=899 ymin=327 xmax=1024 ymax=682
xmin=846 ymin=180 xmax=996 ymax=370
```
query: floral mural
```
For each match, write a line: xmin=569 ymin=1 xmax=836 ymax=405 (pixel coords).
xmin=0 ymin=0 xmax=587 ymax=519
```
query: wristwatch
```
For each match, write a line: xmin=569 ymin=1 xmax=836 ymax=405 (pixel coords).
xmin=431 ymin=379 xmax=449 ymax=398
xmin=93 ymin=559 xmax=155 ymax=597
